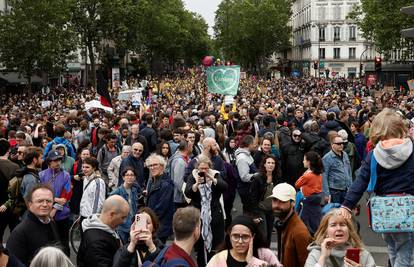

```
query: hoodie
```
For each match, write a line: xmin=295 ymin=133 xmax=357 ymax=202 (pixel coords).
xmin=77 ymin=214 xmax=121 ymax=267
xmin=373 ymin=138 xmax=412 ymax=169
xmin=43 ymin=136 xmax=76 ymax=160
xmin=343 ymin=138 xmax=414 ymax=209
xmin=55 ymin=144 xmax=75 ymax=173
xmin=304 ymin=242 xmax=376 ymax=267
xmin=82 ymin=214 xmax=119 ymax=239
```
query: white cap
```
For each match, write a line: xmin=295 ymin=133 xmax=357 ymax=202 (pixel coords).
xmin=268 ymin=183 xmax=296 ymax=202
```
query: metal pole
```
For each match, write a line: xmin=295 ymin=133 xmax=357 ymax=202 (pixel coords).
xmin=359 ymin=46 xmax=369 ymax=78
xmin=318 ymin=24 xmax=321 ymax=79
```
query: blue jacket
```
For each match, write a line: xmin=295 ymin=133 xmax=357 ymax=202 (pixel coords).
xmin=146 ymin=173 xmax=174 ymax=239
xmin=322 ymin=150 xmax=352 ymax=195
xmin=119 ymin=155 xmax=145 ymax=188
xmin=343 ymin=149 xmax=414 ymax=209
xmin=43 ymin=137 xmax=76 ymax=160
xmin=110 ymin=185 xmax=140 ymax=233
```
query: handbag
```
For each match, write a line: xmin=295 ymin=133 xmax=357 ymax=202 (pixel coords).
xmin=366 ymin=154 xmax=414 ymax=233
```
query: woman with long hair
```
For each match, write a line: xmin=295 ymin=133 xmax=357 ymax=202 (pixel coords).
xmin=305 ymin=209 xmax=375 ymax=267
xmin=155 ymin=141 xmax=171 ymax=162
xmin=113 ymin=208 xmax=164 ymax=267
xmin=340 ymin=108 xmax=414 ymax=266
xmin=248 ymin=154 xmax=280 ymax=246
xmin=295 ymin=151 xmax=323 ymax=236
xmin=207 ymin=215 xmax=282 ymax=267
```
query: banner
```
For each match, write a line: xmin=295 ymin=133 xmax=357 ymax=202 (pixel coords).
xmin=84 ymin=100 xmax=113 ymax=113
xmin=112 ymin=68 xmax=120 ymax=88
xmin=206 ymin=66 xmax=240 ymax=96
xmin=407 ymin=79 xmax=414 ymax=90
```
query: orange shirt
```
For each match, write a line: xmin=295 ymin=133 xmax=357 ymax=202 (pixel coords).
xmin=295 ymin=170 xmax=322 ymax=197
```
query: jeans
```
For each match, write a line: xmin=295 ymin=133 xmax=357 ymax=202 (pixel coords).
xmin=382 ymin=232 xmax=414 ymax=267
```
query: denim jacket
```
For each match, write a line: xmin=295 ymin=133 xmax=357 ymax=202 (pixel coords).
xmin=322 ymin=150 xmax=352 ymax=195
xmin=110 ymin=185 xmax=139 ymax=233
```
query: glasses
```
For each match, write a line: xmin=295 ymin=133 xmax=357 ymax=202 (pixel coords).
xmin=334 ymin=142 xmax=344 ymax=145
xmin=124 ymin=173 xmax=135 ymax=177
xmin=293 ymin=134 xmax=301 ymax=138
xmin=32 ymin=199 xmax=53 ymax=205
xmin=133 ymin=149 xmax=143 ymax=152
xmin=230 ymin=234 xmax=252 ymax=243
xmin=148 ymin=163 xmax=160 ymax=168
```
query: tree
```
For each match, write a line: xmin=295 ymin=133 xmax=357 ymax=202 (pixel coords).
xmin=348 ymin=0 xmax=414 ymax=60
xmin=0 ymin=0 xmax=77 ymax=90
xmin=214 ymin=0 xmax=291 ymax=74
xmin=132 ymin=0 xmax=211 ymax=73
xmin=71 ymin=0 xmax=141 ymax=89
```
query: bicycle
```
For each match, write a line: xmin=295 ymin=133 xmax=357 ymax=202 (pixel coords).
xmin=69 ymin=216 xmax=82 ymax=255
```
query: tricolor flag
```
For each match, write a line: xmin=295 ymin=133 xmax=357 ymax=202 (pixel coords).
xmin=97 ymin=71 xmax=112 ymax=108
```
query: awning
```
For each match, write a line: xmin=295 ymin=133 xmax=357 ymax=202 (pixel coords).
xmin=0 ymin=72 xmax=42 ymax=84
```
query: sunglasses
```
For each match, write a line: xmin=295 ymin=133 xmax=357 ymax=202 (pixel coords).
xmin=293 ymin=134 xmax=301 ymax=138
xmin=334 ymin=142 xmax=345 ymax=145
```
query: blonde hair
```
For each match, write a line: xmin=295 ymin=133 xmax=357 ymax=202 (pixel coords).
xmin=314 ymin=209 xmax=364 ymax=248
xmin=29 ymin=247 xmax=73 ymax=267
xmin=195 ymin=155 xmax=213 ymax=168
xmin=369 ymin=108 xmax=407 ymax=144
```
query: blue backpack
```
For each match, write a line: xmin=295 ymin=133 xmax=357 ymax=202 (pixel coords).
xmin=141 ymin=245 xmax=190 ymax=267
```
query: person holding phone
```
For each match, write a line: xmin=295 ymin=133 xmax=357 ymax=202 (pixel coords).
xmin=113 ymin=207 xmax=164 ymax=267
xmin=185 ymin=155 xmax=228 ymax=267
xmin=304 ymin=209 xmax=375 ymax=267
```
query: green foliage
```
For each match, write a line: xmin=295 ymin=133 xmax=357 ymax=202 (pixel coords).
xmin=0 ymin=0 xmax=77 ymax=85
xmin=133 ymin=0 xmax=211 ymax=69
xmin=214 ymin=0 xmax=291 ymax=73
xmin=348 ymin=0 xmax=414 ymax=59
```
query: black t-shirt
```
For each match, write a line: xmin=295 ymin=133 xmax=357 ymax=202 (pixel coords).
xmin=226 ymin=250 xmax=247 ymax=267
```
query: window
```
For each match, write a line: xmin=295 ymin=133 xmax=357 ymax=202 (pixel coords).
xmin=349 ymin=26 xmax=356 ymax=41
xmin=334 ymin=27 xmax=341 ymax=41
xmin=319 ymin=48 xmax=326 ymax=59
xmin=334 ymin=48 xmax=341 ymax=59
xmin=349 ymin=48 xmax=356 ymax=59
xmin=318 ymin=6 xmax=326 ymax=21
xmin=333 ymin=5 xmax=341 ymax=20
xmin=319 ymin=26 xmax=325 ymax=41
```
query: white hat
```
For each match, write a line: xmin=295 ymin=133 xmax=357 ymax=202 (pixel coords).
xmin=268 ymin=183 xmax=296 ymax=202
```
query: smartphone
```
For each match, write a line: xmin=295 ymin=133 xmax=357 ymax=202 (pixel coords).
xmin=346 ymin=248 xmax=360 ymax=263
xmin=134 ymin=214 xmax=147 ymax=231
xmin=198 ymin=171 xmax=206 ymax=184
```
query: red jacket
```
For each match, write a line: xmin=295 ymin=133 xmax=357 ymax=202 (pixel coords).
xmin=163 ymin=242 xmax=197 ymax=267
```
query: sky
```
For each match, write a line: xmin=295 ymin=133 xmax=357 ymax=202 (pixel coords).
xmin=182 ymin=0 xmax=222 ymax=36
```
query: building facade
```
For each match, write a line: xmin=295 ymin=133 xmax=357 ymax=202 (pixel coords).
xmin=291 ymin=0 xmax=375 ymax=78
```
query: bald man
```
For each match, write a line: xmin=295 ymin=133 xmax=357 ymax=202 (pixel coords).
xmin=77 ymin=195 xmax=129 ymax=267
xmin=184 ymin=137 xmax=226 ymax=184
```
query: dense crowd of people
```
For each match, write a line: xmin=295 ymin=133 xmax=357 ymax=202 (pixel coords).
xmin=0 ymin=70 xmax=413 ymax=267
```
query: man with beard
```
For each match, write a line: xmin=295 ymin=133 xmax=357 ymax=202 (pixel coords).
xmin=270 ymin=183 xmax=311 ymax=267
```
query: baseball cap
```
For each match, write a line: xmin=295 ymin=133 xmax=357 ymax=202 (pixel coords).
xmin=47 ymin=150 xmax=63 ymax=161
xmin=268 ymin=183 xmax=296 ymax=202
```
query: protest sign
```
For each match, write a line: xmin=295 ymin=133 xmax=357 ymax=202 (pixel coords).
xmin=85 ymin=100 xmax=113 ymax=113
xmin=206 ymin=65 xmax=240 ymax=96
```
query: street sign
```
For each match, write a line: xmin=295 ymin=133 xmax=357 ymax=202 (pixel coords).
xmin=319 ymin=61 xmax=325 ymax=68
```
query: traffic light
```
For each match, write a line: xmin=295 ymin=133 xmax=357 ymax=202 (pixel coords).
xmin=375 ymin=56 xmax=382 ymax=72
xmin=313 ymin=61 xmax=318 ymax=70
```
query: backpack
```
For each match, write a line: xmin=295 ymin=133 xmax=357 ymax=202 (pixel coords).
xmin=8 ymin=175 xmax=26 ymax=216
xmin=141 ymin=245 xmax=190 ymax=267
xmin=310 ymin=136 xmax=330 ymax=157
